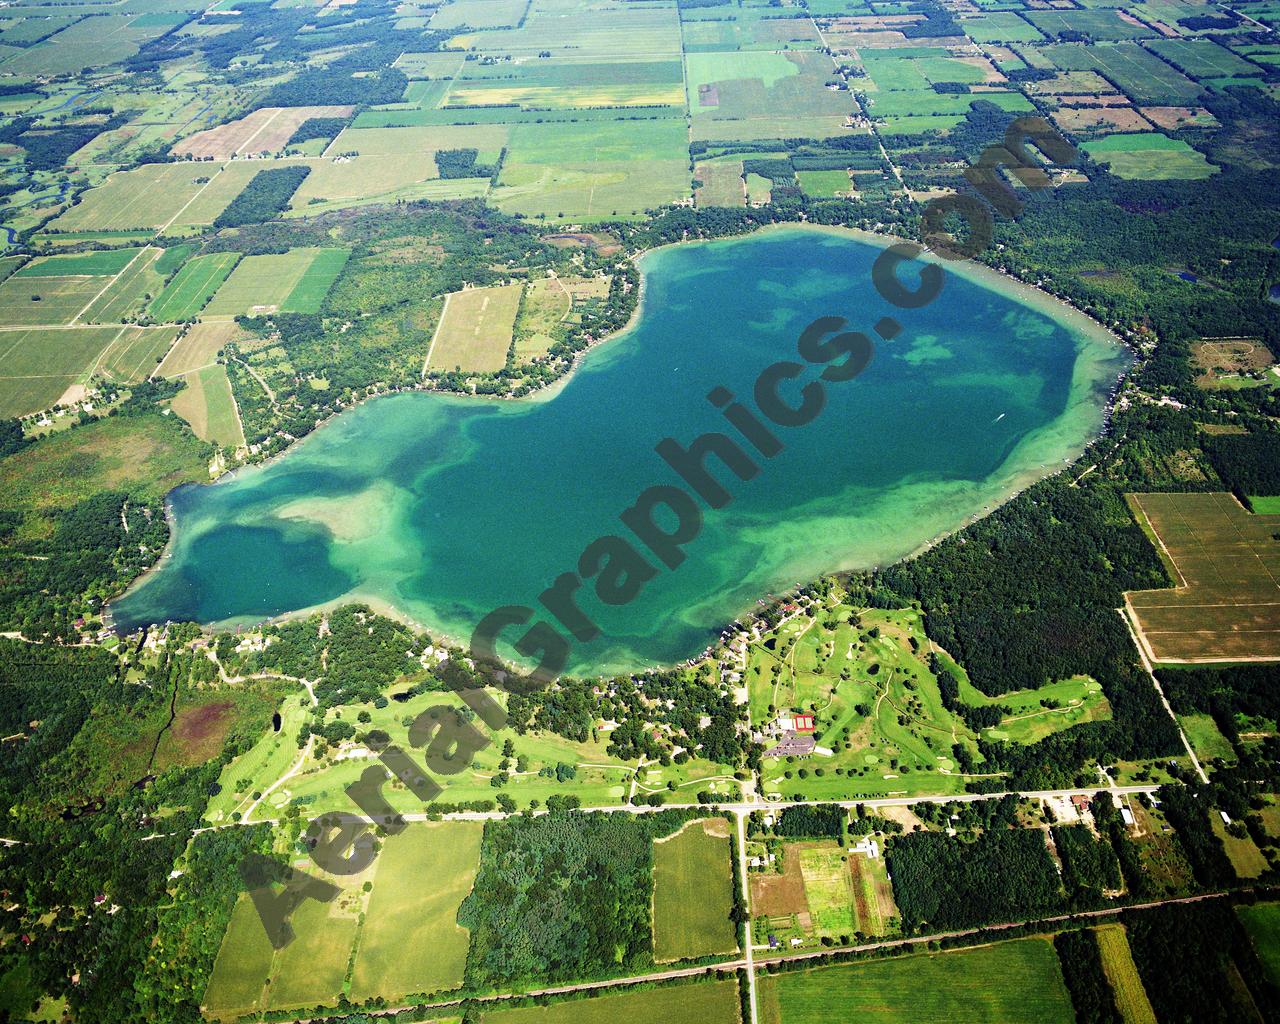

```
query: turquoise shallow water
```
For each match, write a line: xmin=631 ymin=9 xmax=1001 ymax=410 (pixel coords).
xmin=110 ymin=228 xmax=1129 ymax=673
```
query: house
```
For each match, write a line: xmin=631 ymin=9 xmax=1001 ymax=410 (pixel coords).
xmin=1070 ymin=794 xmax=1091 ymax=812
xmin=850 ymin=836 xmax=879 ymax=859
xmin=1120 ymin=805 xmax=1135 ymax=826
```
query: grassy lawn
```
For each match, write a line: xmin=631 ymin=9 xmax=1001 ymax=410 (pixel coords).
xmin=652 ymin=818 xmax=738 ymax=962
xmin=760 ymin=937 xmax=1074 ymax=1024
xmin=350 ymin=822 xmax=484 ymax=1001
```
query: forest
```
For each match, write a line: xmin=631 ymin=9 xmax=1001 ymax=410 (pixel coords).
xmin=457 ymin=809 xmax=703 ymax=988
xmin=885 ymin=827 xmax=1065 ymax=933
xmin=213 ymin=166 xmax=310 ymax=229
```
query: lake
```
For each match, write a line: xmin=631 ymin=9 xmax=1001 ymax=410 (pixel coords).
xmin=110 ymin=226 xmax=1130 ymax=674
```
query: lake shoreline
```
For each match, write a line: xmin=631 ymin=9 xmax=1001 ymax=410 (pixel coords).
xmin=109 ymin=224 xmax=1135 ymax=676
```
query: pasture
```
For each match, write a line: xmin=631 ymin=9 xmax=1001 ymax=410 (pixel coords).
xmin=148 ymin=252 xmax=241 ymax=322
xmin=1081 ymin=133 xmax=1217 ymax=179
xmin=1124 ymin=492 xmax=1280 ymax=662
xmin=349 ymin=822 xmax=485 ymax=1001
xmin=1094 ymin=925 xmax=1157 ymax=1024
xmin=760 ymin=937 xmax=1074 ymax=1024
xmin=651 ymin=818 xmax=737 ymax=962
xmin=428 ymin=282 xmax=522 ymax=373
xmin=480 ymin=980 xmax=741 ymax=1024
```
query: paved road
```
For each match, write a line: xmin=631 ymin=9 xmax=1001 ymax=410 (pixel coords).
xmin=165 ymin=784 xmax=1162 ymax=840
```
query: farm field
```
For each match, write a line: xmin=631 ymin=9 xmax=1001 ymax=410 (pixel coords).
xmin=170 ymin=363 xmax=244 ymax=449
xmin=173 ymin=105 xmax=354 ymax=159
xmin=758 ymin=937 xmax=1074 ymax=1023
xmin=651 ymin=818 xmax=737 ymax=962
xmin=1045 ymin=42 xmax=1202 ymax=103
xmin=1125 ymin=492 xmax=1280 ymax=662
xmin=203 ymin=249 xmax=345 ymax=319
xmin=1094 ymin=925 xmax=1158 ymax=1024
xmin=148 ymin=252 xmax=241 ymax=322
xmin=752 ymin=838 xmax=897 ymax=947
xmin=156 ymin=321 xmax=246 ymax=379
xmin=1081 ymin=132 xmax=1217 ymax=179
xmin=492 ymin=119 xmax=688 ymax=221
xmin=205 ymin=822 xmax=481 ymax=1017
xmin=428 ymin=282 xmax=522 ymax=373
xmin=480 ymin=979 xmax=742 ymax=1024
xmin=48 ymin=163 xmax=239 ymax=233
xmin=349 ymin=822 xmax=484 ymax=1001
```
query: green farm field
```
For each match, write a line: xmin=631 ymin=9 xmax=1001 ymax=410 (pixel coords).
xmin=148 ymin=252 xmax=241 ymax=322
xmin=205 ymin=822 xmax=481 ymax=1016
xmin=12 ymin=248 xmax=144 ymax=277
xmin=759 ymin=937 xmax=1074 ymax=1024
xmin=204 ymin=249 xmax=342 ymax=318
xmin=481 ymin=980 xmax=742 ymax=1024
xmin=1046 ymin=42 xmax=1202 ymax=103
xmin=1081 ymin=133 xmax=1217 ymax=180
xmin=652 ymin=818 xmax=738 ymax=962
xmin=49 ymin=163 xmax=235 ymax=233
xmin=350 ymin=822 xmax=484 ymax=1001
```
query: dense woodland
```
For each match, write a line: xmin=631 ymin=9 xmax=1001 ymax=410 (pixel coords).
xmin=457 ymin=809 xmax=705 ymax=988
